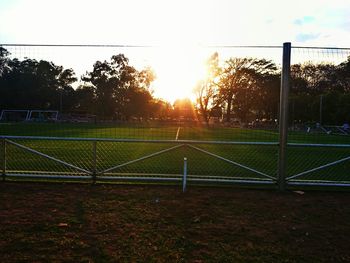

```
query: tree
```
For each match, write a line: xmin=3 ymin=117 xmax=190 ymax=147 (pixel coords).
xmin=138 ymin=66 xmax=156 ymax=91
xmin=0 ymin=55 xmax=76 ymax=111
xmin=194 ymin=52 xmax=220 ymax=124
xmin=289 ymin=60 xmax=350 ymax=124
xmin=123 ymin=67 xmax=156 ymax=120
xmin=73 ymin=85 xmax=96 ymax=113
xmin=254 ymin=73 xmax=280 ymax=121
xmin=83 ymin=54 xmax=133 ymax=119
xmin=82 ymin=54 xmax=156 ymax=120
xmin=0 ymin=47 xmax=10 ymax=77
xmin=218 ymin=58 xmax=277 ymax=123
xmin=123 ymin=86 xmax=153 ymax=120
xmin=291 ymin=62 xmax=337 ymax=95
xmin=57 ymin=68 xmax=78 ymax=112
xmin=335 ymin=56 xmax=350 ymax=93
xmin=148 ymin=99 xmax=173 ymax=120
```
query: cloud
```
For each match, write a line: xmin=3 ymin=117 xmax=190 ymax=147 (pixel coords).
xmin=294 ymin=16 xmax=315 ymax=26
xmin=295 ymin=33 xmax=320 ymax=42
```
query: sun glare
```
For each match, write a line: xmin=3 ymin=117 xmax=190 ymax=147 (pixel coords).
xmin=150 ymin=46 xmax=207 ymax=103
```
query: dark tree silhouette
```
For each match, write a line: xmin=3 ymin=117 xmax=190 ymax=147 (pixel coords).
xmin=218 ymin=58 xmax=277 ymax=123
xmin=82 ymin=54 xmax=156 ymax=120
xmin=1 ymin=46 xmax=349 ymax=125
xmin=194 ymin=52 xmax=220 ymax=124
xmin=0 ymin=49 xmax=76 ymax=111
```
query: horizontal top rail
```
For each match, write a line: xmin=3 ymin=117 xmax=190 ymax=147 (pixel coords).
xmin=0 ymin=135 xmax=278 ymax=146
xmin=2 ymin=136 xmax=349 ymax=147
xmin=287 ymin=142 xmax=350 ymax=148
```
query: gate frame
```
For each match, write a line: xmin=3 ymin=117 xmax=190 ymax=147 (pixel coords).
xmin=0 ymin=136 xmax=277 ymax=186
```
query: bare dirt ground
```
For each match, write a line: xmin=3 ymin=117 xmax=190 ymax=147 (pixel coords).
xmin=1 ymin=182 xmax=350 ymax=262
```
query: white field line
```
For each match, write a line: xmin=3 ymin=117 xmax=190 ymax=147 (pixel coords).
xmin=175 ymin=127 xmax=181 ymax=140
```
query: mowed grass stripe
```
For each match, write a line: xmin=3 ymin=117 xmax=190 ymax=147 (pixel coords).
xmin=2 ymin=122 xmax=350 ymax=144
xmin=0 ymin=123 xmax=179 ymax=140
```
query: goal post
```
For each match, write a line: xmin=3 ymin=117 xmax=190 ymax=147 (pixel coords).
xmin=0 ymin=110 xmax=30 ymax=122
xmin=0 ymin=110 xmax=59 ymax=122
xmin=28 ymin=110 xmax=59 ymax=122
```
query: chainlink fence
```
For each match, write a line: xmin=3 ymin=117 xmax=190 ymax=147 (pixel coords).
xmin=286 ymin=46 xmax=350 ymax=187
xmin=1 ymin=137 xmax=278 ymax=186
xmin=0 ymin=43 xmax=349 ymax=189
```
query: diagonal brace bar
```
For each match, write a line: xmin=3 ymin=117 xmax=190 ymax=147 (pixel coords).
xmin=286 ymin=155 xmax=350 ymax=181
xmin=98 ymin=144 xmax=185 ymax=174
xmin=6 ymin=139 xmax=91 ymax=174
xmin=188 ymin=144 xmax=275 ymax=180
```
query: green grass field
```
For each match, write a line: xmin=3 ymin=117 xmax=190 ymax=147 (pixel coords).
xmin=2 ymin=122 xmax=350 ymax=143
xmin=1 ymin=122 xmax=349 ymax=183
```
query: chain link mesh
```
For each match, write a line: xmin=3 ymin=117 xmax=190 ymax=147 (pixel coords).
xmin=6 ymin=139 xmax=88 ymax=177
xmin=1 ymin=44 xmax=349 ymax=186
xmin=3 ymin=138 xmax=278 ymax=182
xmin=287 ymin=146 xmax=350 ymax=182
xmin=186 ymin=144 xmax=277 ymax=180
xmin=96 ymin=142 xmax=184 ymax=176
xmin=287 ymin=46 xmax=350 ymax=184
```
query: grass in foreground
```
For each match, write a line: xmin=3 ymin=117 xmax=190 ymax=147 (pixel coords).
xmin=1 ymin=183 xmax=350 ymax=262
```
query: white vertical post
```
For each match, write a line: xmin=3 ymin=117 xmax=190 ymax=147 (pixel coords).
xmin=278 ymin=42 xmax=291 ymax=191
xmin=182 ymin=157 xmax=187 ymax=192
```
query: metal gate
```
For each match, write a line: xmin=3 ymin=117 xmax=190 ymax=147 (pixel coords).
xmin=1 ymin=136 xmax=278 ymax=186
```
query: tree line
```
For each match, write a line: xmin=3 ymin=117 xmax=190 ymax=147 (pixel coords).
xmin=1 ymin=47 xmax=349 ymax=125
xmin=0 ymin=47 xmax=171 ymax=121
xmin=194 ymin=52 xmax=350 ymax=126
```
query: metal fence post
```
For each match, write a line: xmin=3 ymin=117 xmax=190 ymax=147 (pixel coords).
xmin=92 ymin=141 xmax=97 ymax=184
xmin=278 ymin=42 xmax=291 ymax=191
xmin=2 ymin=139 xmax=6 ymax=182
xmin=182 ymin=157 xmax=187 ymax=192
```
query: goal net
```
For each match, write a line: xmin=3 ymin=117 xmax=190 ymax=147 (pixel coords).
xmin=0 ymin=110 xmax=30 ymax=122
xmin=28 ymin=110 xmax=59 ymax=122
xmin=0 ymin=110 xmax=59 ymax=122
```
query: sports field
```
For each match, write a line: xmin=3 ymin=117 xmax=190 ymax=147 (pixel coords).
xmin=1 ymin=122 xmax=349 ymax=184
xmin=1 ymin=122 xmax=350 ymax=143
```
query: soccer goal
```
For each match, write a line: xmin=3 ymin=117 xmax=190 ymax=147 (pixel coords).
xmin=323 ymin=125 xmax=349 ymax=136
xmin=0 ymin=110 xmax=59 ymax=122
xmin=0 ymin=110 xmax=30 ymax=122
xmin=27 ymin=110 xmax=59 ymax=122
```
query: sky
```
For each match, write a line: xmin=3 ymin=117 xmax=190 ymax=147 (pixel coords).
xmin=1 ymin=0 xmax=350 ymax=102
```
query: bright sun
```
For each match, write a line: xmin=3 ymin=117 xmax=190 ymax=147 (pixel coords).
xmin=150 ymin=46 xmax=207 ymax=103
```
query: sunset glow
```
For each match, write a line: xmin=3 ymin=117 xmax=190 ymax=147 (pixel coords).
xmin=1 ymin=0 xmax=350 ymax=103
xmin=150 ymin=46 xmax=207 ymax=102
